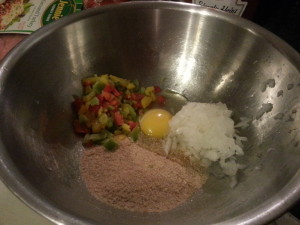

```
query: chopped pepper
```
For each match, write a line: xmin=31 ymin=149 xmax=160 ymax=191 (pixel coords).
xmin=72 ymin=74 xmax=165 ymax=150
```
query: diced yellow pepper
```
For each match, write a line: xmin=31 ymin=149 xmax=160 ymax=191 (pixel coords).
xmin=82 ymin=75 xmax=99 ymax=85
xmin=126 ymin=83 xmax=135 ymax=90
xmin=150 ymin=92 xmax=156 ymax=101
xmin=145 ymin=86 xmax=154 ymax=96
xmin=114 ymin=134 xmax=126 ymax=142
xmin=109 ymin=75 xmax=129 ymax=87
xmin=84 ymin=85 xmax=93 ymax=95
xmin=97 ymin=107 xmax=103 ymax=117
xmin=121 ymin=124 xmax=131 ymax=133
xmin=83 ymin=91 xmax=95 ymax=102
xmin=99 ymin=74 xmax=110 ymax=85
xmin=83 ymin=74 xmax=112 ymax=86
xmin=92 ymin=120 xmax=103 ymax=133
xmin=98 ymin=113 xmax=108 ymax=126
xmin=141 ymin=96 xmax=152 ymax=108
xmin=122 ymin=106 xmax=130 ymax=118
xmin=78 ymin=104 xmax=88 ymax=114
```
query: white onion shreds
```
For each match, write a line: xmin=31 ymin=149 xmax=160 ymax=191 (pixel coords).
xmin=235 ymin=117 xmax=252 ymax=129
xmin=164 ymin=137 xmax=172 ymax=155
xmin=165 ymin=102 xmax=246 ymax=177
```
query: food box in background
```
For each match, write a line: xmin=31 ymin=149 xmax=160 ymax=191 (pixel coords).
xmin=0 ymin=0 xmax=83 ymax=34
xmin=83 ymin=0 xmax=260 ymax=20
xmin=83 ymin=0 xmax=129 ymax=8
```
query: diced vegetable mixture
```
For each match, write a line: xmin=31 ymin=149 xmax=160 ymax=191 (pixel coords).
xmin=72 ymin=74 xmax=166 ymax=150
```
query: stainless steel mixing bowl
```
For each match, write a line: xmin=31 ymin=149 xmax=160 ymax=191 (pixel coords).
xmin=0 ymin=2 xmax=300 ymax=225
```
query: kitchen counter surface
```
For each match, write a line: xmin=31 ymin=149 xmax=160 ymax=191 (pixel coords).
xmin=0 ymin=180 xmax=53 ymax=225
xmin=0 ymin=34 xmax=26 ymax=62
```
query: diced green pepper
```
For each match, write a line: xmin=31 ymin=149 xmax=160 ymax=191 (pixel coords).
xmin=83 ymin=132 xmax=107 ymax=145
xmin=89 ymin=97 xmax=99 ymax=106
xmin=122 ymin=104 xmax=137 ymax=120
xmin=132 ymin=79 xmax=140 ymax=91
xmin=79 ymin=114 xmax=88 ymax=123
xmin=127 ymin=105 xmax=137 ymax=120
xmin=106 ymin=117 xmax=113 ymax=128
xmin=122 ymin=106 xmax=130 ymax=117
xmin=103 ymin=138 xmax=119 ymax=151
xmin=107 ymin=106 xmax=114 ymax=111
xmin=140 ymin=87 xmax=145 ymax=94
xmin=115 ymin=82 xmax=126 ymax=92
xmin=144 ymin=86 xmax=156 ymax=100
xmin=93 ymin=81 xmax=105 ymax=94
xmin=129 ymin=127 xmax=140 ymax=142
xmin=74 ymin=74 xmax=166 ymax=151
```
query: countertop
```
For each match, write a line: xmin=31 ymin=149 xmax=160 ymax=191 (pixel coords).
xmin=0 ymin=180 xmax=53 ymax=225
xmin=0 ymin=34 xmax=26 ymax=62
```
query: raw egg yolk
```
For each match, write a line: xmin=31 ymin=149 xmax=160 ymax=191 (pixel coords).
xmin=140 ymin=109 xmax=172 ymax=138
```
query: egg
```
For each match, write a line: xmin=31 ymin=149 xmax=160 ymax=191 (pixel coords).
xmin=140 ymin=109 xmax=172 ymax=138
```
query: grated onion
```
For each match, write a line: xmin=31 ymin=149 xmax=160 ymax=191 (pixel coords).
xmin=164 ymin=102 xmax=246 ymax=179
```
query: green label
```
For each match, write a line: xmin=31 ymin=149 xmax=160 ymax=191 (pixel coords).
xmin=42 ymin=0 xmax=76 ymax=25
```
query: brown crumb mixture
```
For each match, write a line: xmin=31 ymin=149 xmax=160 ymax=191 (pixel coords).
xmin=80 ymin=138 xmax=207 ymax=213
xmin=137 ymin=133 xmax=206 ymax=173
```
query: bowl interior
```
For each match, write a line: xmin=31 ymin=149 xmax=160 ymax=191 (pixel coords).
xmin=0 ymin=2 xmax=300 ymax=225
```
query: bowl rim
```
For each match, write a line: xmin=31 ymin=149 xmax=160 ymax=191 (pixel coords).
xmin=0 ymin=1 xmax=300 ymax=225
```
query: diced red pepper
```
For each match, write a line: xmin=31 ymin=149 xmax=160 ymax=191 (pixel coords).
xmin=110 ymin=99 xmax=120 ymax=107
xmin=104 ymin=85 xmax=114 ymax=93
xmin=102 ymin=102 xmax=110 ymax=108
xmin=156 ymin=95 xmax=166 ymax=105
xmin=133 ymin=101 xmax=142 ymax=109
xmin=111 ymin=107 xmax=119 ymax=113
xmin=73 ymin=120 xmax=89 ymax=134
xmin=127 ymin=121 xmax=138 ymax=130
xmin=101 ymin=91 xmax=113 ymax=101
xmin=131 ymin=93 xmax=144 ymax=101
xmin=85 ymin=1 xmax=96 ymax=9
xmin=96 ymin=94 xmax=104 ymax=102
xmin=129 ymin=94 xmax=135 ymax=101
xmin=89 ymin=105 xmax=101 ymax=113
xmin=112 ymin=88 xmax=121 ymax=97
xmin=114 ymin=111 xmax=124 ymax=126
xmin=75 ymin=75 xmax=168 ymax=145
xmin=154 ymin=86 xmax=162 ymax=94
xmin=110 ymin=95 xmax=116 ymax=101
